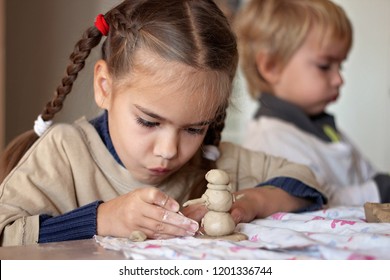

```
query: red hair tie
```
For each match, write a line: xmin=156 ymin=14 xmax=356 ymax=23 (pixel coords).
xmin=95 ymin=14 xmax=109 ymax=36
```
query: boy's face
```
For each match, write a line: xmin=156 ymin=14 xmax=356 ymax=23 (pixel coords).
xmin=271 ymin=28 xmax=349 ymax=115
xmin=94 ymin=51 xmax=221 ymax=185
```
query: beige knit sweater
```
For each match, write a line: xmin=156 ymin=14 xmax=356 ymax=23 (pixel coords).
xmin=0 ymin=117 xmax=325 ymax=246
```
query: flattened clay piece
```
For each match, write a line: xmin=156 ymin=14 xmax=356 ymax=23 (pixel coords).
xmin=129 ymin=230 xmax=147 ymax=242
xmin=205 ymin=169 xmax=230 ymax=185
xmin=183 ymin=184 xmax=233 ymax=211
xmin=202 ymin=211 xmax=235 ymax=236
xmin=364 ymin=202 xmax=390 ymax=223
xmin=182 ymin=197 xmax=206 ymax=208
xmin=197 ymin=232 xmax=248 ymax=241
xmin=207 ymin=183 xmax=232 ymax=191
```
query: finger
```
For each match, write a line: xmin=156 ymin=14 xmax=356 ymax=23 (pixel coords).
xmin=138 ymin=215 xmax=197 ymax=239
xmin=180 ymin=204 xmax=208 ymax=223
xmin=144 ymin=203 xmax=199 ymax=232
xmin=230 ymin=206 xmax=245 ymax=224
xmin=144 ymin=188 xmax=180 ymax=212
xmin=137 ymin=227 xmax=179 ymax=240
xmin=131 ymin=225 xmax=179 ymax=240
xmin=162 ymin=209 xmax=199 ymax=231
xmin=158 ymin=194 xmax=180 ymax=212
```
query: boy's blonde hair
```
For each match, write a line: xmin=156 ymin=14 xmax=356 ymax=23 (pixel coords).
xmin=234 ymin=0 xmax=353 ymax=99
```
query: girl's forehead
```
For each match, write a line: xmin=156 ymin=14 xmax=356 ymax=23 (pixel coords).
xmin=116 ymin=49 xmax=229 ymax=117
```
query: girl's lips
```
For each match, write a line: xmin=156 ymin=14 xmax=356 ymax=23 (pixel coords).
xmin=149 ymin=168 xmax=171 ymax=175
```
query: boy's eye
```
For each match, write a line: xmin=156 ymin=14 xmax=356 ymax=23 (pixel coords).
xmin=136 ymin=117 xmax=159 ymax=128
xmin=318 ymin=64 xmax=331 ymax=71
xmin=185 ymin=127 xmax=206 ymax=135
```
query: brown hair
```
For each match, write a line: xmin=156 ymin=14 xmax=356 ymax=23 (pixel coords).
xmin=234 ymin=0 xmax=353 ymax=98
xmin=0 ymin=0 xmax=238 ymax=194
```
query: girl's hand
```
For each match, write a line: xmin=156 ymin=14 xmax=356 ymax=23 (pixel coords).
xmin=230 ymin=187 xmax=312 ymax=224
xmin=180 ymin=203 xmax=207 ymax=224
xmin=96 ymin=187 xmax=199 ymax=239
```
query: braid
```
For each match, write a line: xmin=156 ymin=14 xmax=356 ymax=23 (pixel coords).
xmin=41 ymin=27 xmax=103 ymax=121
xmin=0 ymin=27 xmax=103 ymax=182
xmin=188 ymin=104 xmax=228 ymax=200
xmin=204 ymin=105 xmax=227 ymax=146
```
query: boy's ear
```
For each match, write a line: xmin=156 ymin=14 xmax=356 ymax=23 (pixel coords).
xmin=94 ymin=60 xmax=112 ymax=110
xmin=255 ymin=51 xmax=281 ymax=85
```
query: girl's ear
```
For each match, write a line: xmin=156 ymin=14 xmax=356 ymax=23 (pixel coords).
xmin=94 ymin=60 xmax=112 ymax=110
xmin=255 ymin=51 xmax=281 ymax=85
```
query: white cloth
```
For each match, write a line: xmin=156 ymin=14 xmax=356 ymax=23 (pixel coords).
xmin=95 ymin=206 xmax=390 ymax=260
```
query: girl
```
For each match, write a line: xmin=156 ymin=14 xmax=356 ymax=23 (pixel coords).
xmin=0 ymin=0 xmax=326 ymax=246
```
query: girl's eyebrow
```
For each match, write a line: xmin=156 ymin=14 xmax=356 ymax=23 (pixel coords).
xmin=134 ymin=104 xmax=213 ymax=126
xmin=135 ymin=104 xmax=162 ymax=120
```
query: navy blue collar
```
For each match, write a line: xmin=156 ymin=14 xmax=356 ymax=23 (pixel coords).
xmin=90 ymin=111 xmax=124 ymax=166
xmin=255 ymin=93 xmax=339 ymax=142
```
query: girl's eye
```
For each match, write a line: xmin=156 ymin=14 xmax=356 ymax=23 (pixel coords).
xmin=136 ymin=117 xmax=159 ymax=128
xmin=185 ymin=127 xmax=206 ymax=136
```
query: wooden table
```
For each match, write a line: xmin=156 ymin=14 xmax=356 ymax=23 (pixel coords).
xmin=0 ymin=238 xmax=126 ymax=260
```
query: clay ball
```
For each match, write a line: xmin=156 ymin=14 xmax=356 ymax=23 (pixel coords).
xmin=129 ymin=230 xmax=147 ymax=242
xmin=205 ymin=169 xmax=230 ymax=185
xmin=203 ymin=189 xmax=233 ymax=212
xmin=202 ymin=211 xmax=235 ymax=236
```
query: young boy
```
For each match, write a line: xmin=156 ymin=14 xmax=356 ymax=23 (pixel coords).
xmin=234 ymin=0 xmax=390 ymax=207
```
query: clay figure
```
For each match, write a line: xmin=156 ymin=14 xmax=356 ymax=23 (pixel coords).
xmin=183 ymin=169 xmax=244 ymax=238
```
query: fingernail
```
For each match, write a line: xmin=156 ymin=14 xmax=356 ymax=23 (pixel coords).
xmin=190 ymin=222 xmax=199 ymax=232
xmin=232 ymin=214 xmax=241 ymax=224
xmin=169 ymin=202 xmax=180 ymax=212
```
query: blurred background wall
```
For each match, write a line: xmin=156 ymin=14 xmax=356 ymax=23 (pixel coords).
xmin=3 ymin=0 xmax=109 ymax=147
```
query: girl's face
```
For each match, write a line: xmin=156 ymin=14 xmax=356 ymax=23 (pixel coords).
xmin=271 ymin=27 xmax=349 ymax=115
xmin=94 ymin=51 xmax=222 ymax=185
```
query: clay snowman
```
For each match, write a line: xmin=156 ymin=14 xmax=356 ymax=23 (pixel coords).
xmin=183 ymin=169 xmax=246 ymax=240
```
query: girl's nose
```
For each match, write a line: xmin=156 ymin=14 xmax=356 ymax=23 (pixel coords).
xmin=154 ymin=130 xmax=178 ymax=160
